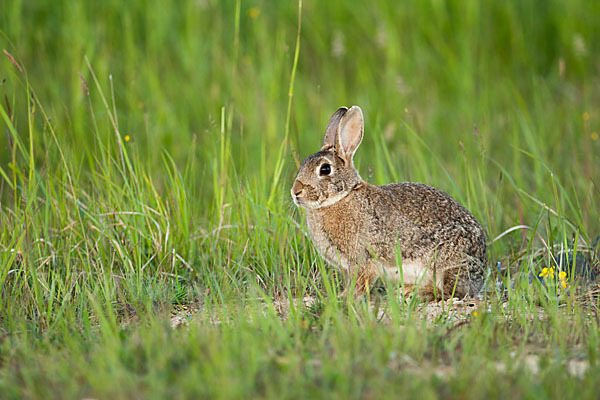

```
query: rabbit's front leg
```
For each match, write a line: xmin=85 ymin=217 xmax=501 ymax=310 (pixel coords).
xmin=340 ymin=262 xmax=379 ymax=298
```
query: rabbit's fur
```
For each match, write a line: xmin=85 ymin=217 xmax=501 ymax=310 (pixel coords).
xmin=291 ymin=106 xmax=487 ymax=299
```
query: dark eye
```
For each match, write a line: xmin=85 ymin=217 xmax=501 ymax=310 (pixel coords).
xmin=319 ymin=163 xmax=331 ymax=176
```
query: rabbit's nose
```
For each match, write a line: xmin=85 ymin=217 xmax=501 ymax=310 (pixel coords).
xmin=292 ymin=181 xmax=305 ymax=197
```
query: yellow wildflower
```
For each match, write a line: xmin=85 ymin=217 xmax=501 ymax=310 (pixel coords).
xmin=558 ymin=271 xmax=567 ymax=280
xmin=124 ymin=135 xmax=131 ymax=142
xmin=583 ymin=112 xmax=590 ymax=121
xmin=248 ymin=8 xmax=260 ymax=19
xmin=592 ymin=132 xmax=598 ymax=141
xmin=558 ymin=270 xmax=568 ymax=289
xmin=538 ymin=266 xmax=555 ymax=279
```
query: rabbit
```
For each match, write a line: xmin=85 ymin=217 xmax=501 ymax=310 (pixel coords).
xmin=291 ymin=106 xmax=487 ymax=300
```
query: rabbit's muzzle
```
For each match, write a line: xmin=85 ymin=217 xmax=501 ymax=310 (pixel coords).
xmin=291 ymin=180 xmax=318 ymax=207
xmin=291 ymin=180 xmax=306 ymax=206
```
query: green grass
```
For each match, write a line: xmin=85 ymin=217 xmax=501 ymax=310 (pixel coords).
xmin=1 ymin=0 xmax=600 ymax=398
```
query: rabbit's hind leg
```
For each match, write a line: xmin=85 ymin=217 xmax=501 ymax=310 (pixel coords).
xmin=439 ymin=263 xmax=479 ymax=299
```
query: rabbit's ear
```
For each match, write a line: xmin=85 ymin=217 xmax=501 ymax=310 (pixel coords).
xmin=337 ymin=106 xmax=364 ymax=162
xmin=322 ymin=107 xmax=348 ymax=150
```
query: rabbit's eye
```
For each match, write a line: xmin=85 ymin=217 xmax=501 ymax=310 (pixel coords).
xmin=319 ymin=163 xmax=331 ymax=176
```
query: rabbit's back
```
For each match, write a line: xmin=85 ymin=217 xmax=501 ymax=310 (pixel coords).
xmin=377 ymin=182 xmax=487 ymax=265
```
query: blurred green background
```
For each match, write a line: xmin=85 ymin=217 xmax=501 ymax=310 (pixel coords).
xmin=2 ymin=1 xmax=600 ymax=397
xmin=3 ymin=0 xmax=599 ymax=215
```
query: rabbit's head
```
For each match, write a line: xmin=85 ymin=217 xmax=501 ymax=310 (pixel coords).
xmin=291 ymin=106 xmax=364 ymax=210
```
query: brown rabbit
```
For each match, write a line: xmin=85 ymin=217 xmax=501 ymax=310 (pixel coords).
xmin=291 ymin=106 xmax=487 ymax=300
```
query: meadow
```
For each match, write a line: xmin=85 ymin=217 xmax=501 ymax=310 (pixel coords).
xmin=1 ymin=0 xmax=599 ymax=398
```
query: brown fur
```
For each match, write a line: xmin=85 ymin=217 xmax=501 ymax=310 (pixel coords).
xmin=292 ymin=106 xmax=487 ymax=299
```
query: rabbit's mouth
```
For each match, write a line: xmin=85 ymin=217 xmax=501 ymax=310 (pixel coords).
xmin=293 ymin=197 xmax=307 ymax=207
xmin=293 ymin=196 xmax=321 ymax=210
xmin=291 ymin=187 xmax=316 ymax=209
xmin=291 ymin=189 xmax=313 ymax=208
xmin=291 ymin=192 xmax=304 ymax=207
xmin=291 ymin=180 xmax=311 ymax=207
